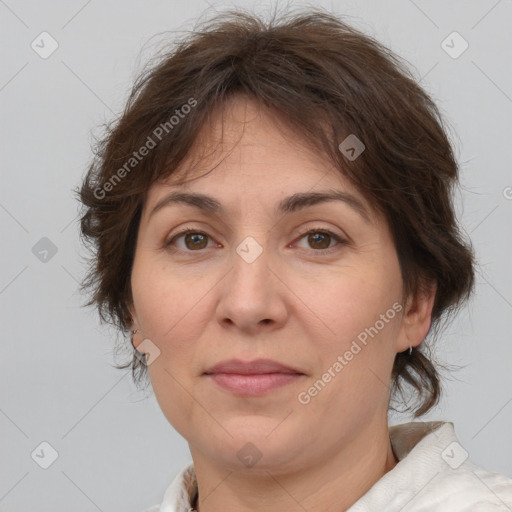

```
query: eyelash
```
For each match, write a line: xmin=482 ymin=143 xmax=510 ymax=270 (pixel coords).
xmin=164 ymin=227 xmax=347 ymax=255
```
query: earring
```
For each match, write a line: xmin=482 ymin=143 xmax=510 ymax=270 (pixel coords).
xmin=409 ymin=346 xmax=413 ymax=355
xmin=130 ymin=329 xmax=148 ymax=364
xmin=130 ymin=329 xmax=139 ymax=349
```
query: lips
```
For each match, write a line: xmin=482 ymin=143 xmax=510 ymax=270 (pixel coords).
xmin=203 ymin=358 xmax=303 ymax=375
xmin=203 ymin=358 xmax=305 ymax=396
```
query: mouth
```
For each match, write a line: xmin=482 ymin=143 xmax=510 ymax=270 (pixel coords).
xmin=203 ymin=358 xmax=305 ymax=396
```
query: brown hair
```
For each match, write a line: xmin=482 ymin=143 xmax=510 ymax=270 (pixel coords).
xmin=78 ymin=8 xmax=474 ymax=416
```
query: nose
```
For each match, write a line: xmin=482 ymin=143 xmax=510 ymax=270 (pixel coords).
xmin=215 ymin=238 xmax=288 ymax=335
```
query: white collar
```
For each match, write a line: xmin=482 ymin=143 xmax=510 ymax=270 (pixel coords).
xmin=156 ymin=421 xmax=512 ymax=511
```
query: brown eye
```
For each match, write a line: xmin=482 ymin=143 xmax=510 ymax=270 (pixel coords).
xmin=183 ymin=232 xmax=208 ymax=250
xmin=294 ymin=228 xmax=346 ymax=253
xmin=307 ymin=232 xmax=332 ymax=250
xmin=165 ymin=229 xmax=215 ymax=252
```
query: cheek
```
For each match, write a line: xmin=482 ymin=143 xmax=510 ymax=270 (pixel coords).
xmin=131 ymin=255 xmax=213 ymax=341
xmin=296 ymin=263 xmax=402 ymax=401
xmin=131 ymin=255 xmax=219 ymax=432
xmin=295 ymin=285 xmax=401 ymax=424
xmin=305 ymin=268 xmax=401 ymax=347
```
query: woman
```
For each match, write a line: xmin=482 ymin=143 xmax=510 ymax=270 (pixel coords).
xmin=78 ymin=8 xmax=512 ymax=511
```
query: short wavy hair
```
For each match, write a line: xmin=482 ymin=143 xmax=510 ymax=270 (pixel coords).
xmin=78 ymin=8 xmax=474 ymax=416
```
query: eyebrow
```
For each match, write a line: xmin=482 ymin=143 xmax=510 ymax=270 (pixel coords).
xmin=149 ymin=189 xmax=371 ymax=223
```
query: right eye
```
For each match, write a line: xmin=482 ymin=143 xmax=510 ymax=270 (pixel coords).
xmin=164 ymin=228 xmax=219 ymax=252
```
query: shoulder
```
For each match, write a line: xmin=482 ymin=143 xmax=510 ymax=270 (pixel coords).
xmin=350 ymin=421 xmax=512 ymax=511
xmin=409 ymin=461 xmax=512 ymax=510
xmin=394 ymin=421 xmax=512 ymax=511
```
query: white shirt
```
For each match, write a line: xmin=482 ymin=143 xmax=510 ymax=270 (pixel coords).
xmin=143 ymin=421 xmax=512 ymax=511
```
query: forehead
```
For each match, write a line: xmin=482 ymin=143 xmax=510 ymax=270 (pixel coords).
xmin=144 ymin=95 xmax=376 ymax=222
xmin=165 ymin=95 xmax=335 ymax=181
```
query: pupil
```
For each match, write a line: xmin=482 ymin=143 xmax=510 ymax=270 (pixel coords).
xmin=186 ymin=233 xmax=207 ymax=249
xmin=309 ymin=233 xmax=329 ymax=249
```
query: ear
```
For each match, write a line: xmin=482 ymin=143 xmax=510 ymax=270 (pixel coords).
xmin=395 ymin=282 xmax=436 ymax=353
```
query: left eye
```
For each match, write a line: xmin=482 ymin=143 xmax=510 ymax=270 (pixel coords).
xmin=294 ymin=229 xmax=344 ymax=251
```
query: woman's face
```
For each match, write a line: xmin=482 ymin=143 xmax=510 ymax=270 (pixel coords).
xmin=130 ymin=96 xmax=430 ymax=473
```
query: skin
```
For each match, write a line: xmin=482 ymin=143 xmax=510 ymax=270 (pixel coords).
xmin=129 ymin=95 xmax=435 ymax=512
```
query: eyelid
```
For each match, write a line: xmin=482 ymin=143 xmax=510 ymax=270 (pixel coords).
xmin=293 ymin=224 xmax=346 ymax=240
xmin=291 ymin=226 xmax=348 ymax=252
xmin=164 ymin=226 xmax=218 ymax=250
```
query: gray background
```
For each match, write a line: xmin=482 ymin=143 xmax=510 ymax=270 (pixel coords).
xmin=1 ymin=0 xmax=511 ymax=510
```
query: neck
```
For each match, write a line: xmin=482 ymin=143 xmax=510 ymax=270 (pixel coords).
xmin=191 ymin=422 xmax=397 ymax=512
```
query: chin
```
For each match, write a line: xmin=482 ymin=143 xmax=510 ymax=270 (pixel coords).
xmin=196 ymin=421 xmax=307 ymax=472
